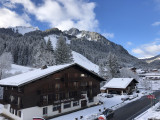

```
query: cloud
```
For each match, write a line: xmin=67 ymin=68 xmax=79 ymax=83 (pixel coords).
xmin=152 ymin=21 xmax=160 ymax=26
xmin=5 ymin=0 xmax=98 ymax=31
xmin=102 ymin=33 xmax=114 ymax=39
xmin=0 ymin=8 xmax=30 ymax=28
xmin=132 ymin=39 xmax=160 ymax=58
xmin=0 ymin=0 xmax=16 ymax=8
xmin=127 ymin=42 xmax=132 ymax=46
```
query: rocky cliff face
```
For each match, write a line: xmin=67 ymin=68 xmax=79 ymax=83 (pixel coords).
xmin=64 ymin=28 xmax=148 ymax=68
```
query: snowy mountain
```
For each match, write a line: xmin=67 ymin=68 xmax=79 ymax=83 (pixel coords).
xmin=142 ymin=55 xmax=160 ymax=69
xmin=11 ymin=26 xmax=39 ymax=35
xmin=0 ymin=26 xmax=149 ymax=69
xmin=144 ymin=54 xmax=160 ymax=63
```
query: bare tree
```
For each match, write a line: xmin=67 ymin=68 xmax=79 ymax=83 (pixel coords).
xmin=0 ymin=52 xmax=13 ymax=79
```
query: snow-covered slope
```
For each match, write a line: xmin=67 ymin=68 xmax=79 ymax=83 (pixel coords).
xmin=44 ymin=35 xmax=71 ymax=49
xmin=11 ymin=26 xmax=39 ymax=35
xmin=44 ymin=35 xmax=58 ymax=49
xmin=72 ymin=51 xmax=99 ymax=73
xmin=44 ymin=34 xmax=99 ymax=73
xmin=9 ymin=64 xmax=34 ymax=74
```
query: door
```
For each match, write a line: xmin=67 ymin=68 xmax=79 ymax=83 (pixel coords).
xmin=81 ymin=100 xmax=87 ymax=108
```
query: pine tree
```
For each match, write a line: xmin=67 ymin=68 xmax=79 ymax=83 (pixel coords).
xmin=99 ymin=63 xmax=105 ymax=78
xmin=0 ymin=52 xmax=13 ymax=79
xmin=33 ymin=40 xmax=55 ymax=67
xmin=106 ymin=52 xmax=119 ymax=78
xmin=55 ymin=34 xmax=73 ymax=65
xmin=46 ymin=37 xmax=53 ymax=52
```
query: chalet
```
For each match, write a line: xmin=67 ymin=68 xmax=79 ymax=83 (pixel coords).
xmin=101 ymin=78 xmax=138 ymax=95
xmin=139 ymin=72 xmax=160 ymax=80
xmin=0 ymin=63 xmax=105 ymax=120
xmin=131 ymin=67 xmax=137 ymax=73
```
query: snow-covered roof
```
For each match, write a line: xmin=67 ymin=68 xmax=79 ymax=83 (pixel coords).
xmin=0 ymin=64 xmax=73 ymax=87
xmin=103 ymin=78 xmax=137 ymax=89
xmin=140 ymin=72 xmax=160 ymax=76
xmin=0 ymin=63 xmax=104 ymax=87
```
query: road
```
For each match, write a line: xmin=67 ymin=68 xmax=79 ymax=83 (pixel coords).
xmin=110 ymin=90 xmax=160 ymax=120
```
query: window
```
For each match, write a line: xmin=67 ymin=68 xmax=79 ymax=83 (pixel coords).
xmin=53 ymin=104 xmax=61 ymax=111
xmin=73 ymin=82 xmax=78 ymax=88
xmin=42 ymin=95 xmax=48 ymax=102
xmin=81 ymin=82 xmax=87 ymax=86
xmin=73 ymin=101 xmax=79 ymax=107
xmin=10 ymin=95 xmax=14 ymax=102
xmin=55 ymin=94 xmax=60 ymax=100
xmin=64 ymin=102 xmax=71 ymax=109
xmin=18 ymin=87 xmax=23 ymax=92
xmin=65 ymin=92 xmax=69 ymax=99
xmin=55 ymin=83 xmax=60 ymax=91
xmin=72 ymin=91 xmax=78 ymax=97
xmin=81 ymin=74 xmax=85 ymax=77
xmin=43 ymin=107 xmax=48 ymax=115
xmin=89 ymin=89 xmax=92 ymax=96
xmin=81 ymin=91 xmax=87 ymax=94
xmin=89 ymin=81 xmax=92 ymax=86
xmin=89 ymin=98 xmax=94 ymax=103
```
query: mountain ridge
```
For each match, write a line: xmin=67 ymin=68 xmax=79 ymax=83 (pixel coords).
xmin=0 ymin=26 xmax=150 ymax=68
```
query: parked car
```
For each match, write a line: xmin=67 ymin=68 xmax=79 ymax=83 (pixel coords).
xmin=97 ymin=109 xmax=114 ymax=120
xmin=155 ymin=106 xmax=160 ymax=112
xmin=33 ymin=117 xmax=45 ymax=120
xmin=121 ymin=95 xmax=129 ymax=101
xmin=129 ymin=94 xmax=138 ymax=100
xmin=102 ymin=109 xmax=114 ymax=118
xmin=105 ymin=94 xmax=114 ymax=98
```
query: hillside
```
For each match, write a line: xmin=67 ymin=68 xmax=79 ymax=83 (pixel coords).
xmin=143 ymin=55 xmax=160 ymax=69
xmin=0 ymin=26 xmax=149 ymax=69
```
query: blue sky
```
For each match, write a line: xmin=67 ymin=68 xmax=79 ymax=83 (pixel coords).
xmin=0 ymin=0 xmax=160 ymax=58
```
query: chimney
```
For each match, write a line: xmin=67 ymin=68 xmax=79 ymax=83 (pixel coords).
xmin=41 ymin=65 xmax=47 ymax=70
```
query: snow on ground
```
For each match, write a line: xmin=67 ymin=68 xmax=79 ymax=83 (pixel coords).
xmin=44 ymin=35 xmax=58 ymax=49
xmin=72 ymin=51 xmax=99 ymax=73
xmin=151 ymin=80 xmax=160 ymax=91
xmin=51 ymin=92 xmax=146 ymax=120
xmin=9 ymin=64 xmax=34 ymax=74
xmin=44 ymin=34 xmax=99 ymax=73
xmin=135 ymin=102 xmax=160 ymax=120
xmin=51 ymin=95 xmax=123 ymax=120
xmin=11 ymin=26 xmax=39 ymax=35
xmin=44 ymin=35 xmax=71 ymax=49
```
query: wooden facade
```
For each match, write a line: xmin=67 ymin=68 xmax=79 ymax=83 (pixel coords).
xmin=0 ymin=64 xmax=104 ymax=119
